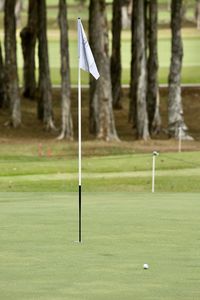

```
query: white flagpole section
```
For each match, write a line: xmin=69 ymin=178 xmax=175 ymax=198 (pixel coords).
xmin=152 ymin=155 xmax=155 ymax=193
xmin=152 ymin=151 xmax=159 ymax=193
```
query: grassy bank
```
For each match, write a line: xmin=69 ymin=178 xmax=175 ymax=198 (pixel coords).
xmin=0 ymin=149 xmax=200 ymax=192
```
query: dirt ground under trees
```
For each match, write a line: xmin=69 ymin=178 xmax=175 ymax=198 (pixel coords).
xmin=0 ymin=87 xmax=200 ymax=154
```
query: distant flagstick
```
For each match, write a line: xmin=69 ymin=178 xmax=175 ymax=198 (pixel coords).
xmin=77 ymin=18 xmax=100 ymax=243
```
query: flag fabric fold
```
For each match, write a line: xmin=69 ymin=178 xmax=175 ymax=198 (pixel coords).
xmin=78 ymin=18 xmax=100 ymax=80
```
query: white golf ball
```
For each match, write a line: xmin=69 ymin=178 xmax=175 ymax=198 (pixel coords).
xmin=143 ymin=263 xmax=149 ymax=269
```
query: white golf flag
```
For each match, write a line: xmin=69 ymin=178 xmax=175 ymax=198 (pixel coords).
xmin=78 ymin=18 xmax=100 ymax=80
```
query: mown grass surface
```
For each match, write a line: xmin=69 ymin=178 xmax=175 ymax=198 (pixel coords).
xmin=0 ymin=150 xmax=200 ymax=192
xmin=15 ymin=29 xmax=200 ymax=85
xmin=0 ymin=4 xmax=198 ymax=85
xmin=0 ymin=144 xmax=200 ymax=299
xmin=0 ymin=192 xmax=200 ymax=299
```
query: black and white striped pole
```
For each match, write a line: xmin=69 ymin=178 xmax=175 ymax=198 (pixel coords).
xmin=78 ymin=58 xmax=82 ymax=243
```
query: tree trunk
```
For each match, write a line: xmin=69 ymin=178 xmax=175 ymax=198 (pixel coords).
xmin=20 ymin=0 xmax=37 ymax=99
xmin=15 ymin=0 xmax=23 ymax=27
xmin=147 ymin=0 xmax=161 ymax=134
xmin=0 ymin=42 xmax=5 ymax=108
xmin=196 ymin=0 xmax=200 ymax=29
xmin=121 ymin=0 xmax=132 ymax=29
xmin=168 ymin=0 xmax=192 ymax=140
xmin=4 ymin=0 xmax=21 ymax=127
xmin=129 ymin=0 xmax=137 ymax=126
xmin=111 ymin=0 xmax=122 ymax=109
xmin=130 ymin=0 xmax=149 ymax=140
xmin=57 ymin=0 xmax=73 ymax=140
xmin=0 ymin=0 xmax=4 ymax=11
xmin=89 ymin=0 xmax=118 ymax=141
xmin=37 ymin=0 xmax=55 ymax=130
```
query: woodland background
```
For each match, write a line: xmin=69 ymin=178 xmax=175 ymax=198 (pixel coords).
xmin=0 ymin=0 xmax=199 ymax=145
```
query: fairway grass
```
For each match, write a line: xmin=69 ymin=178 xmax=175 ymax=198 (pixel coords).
xmin=0 ymin=193 xmax=200 ymax=299
xmin=0 ymin=149 xmax=200 ymax=299
xmin=0 ymin=151 xmax=200 ymax=192
xmin=9 ymin=27 xmax=200 ymax=85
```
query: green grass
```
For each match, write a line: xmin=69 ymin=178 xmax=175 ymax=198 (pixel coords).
xmin=0 ymin=150 xmax=200 ymax=192
xmin=0 ymin=146 xmax=200 ymax=298
xmin=0 ymin=192 xmax=200 ymax=299
xmin=15 ymin=30 xmax=200 ymax=85
xmin=0 ymin=5 xmax=199 ymax=85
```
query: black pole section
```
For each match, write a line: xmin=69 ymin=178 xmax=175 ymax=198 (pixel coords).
xmin=79 ymin=185 xmax=82 ymax=242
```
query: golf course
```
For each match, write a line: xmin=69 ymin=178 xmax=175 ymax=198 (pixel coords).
xmin=0 ymin=0 xmax=200 ymax=299
xmin=0 ymin=142 xmax=200 ymax=299
xmin=0 ymin=192 xmax=200 ymax=299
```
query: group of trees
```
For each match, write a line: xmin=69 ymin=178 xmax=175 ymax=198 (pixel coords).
xmin=0 ymin=0 xmax=196 ymax=141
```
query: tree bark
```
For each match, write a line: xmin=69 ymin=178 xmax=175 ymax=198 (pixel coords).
xmin=196 ymin=0 xmax=200 ymax=29
xmin=168 ymin=0 xmax=192 ymax=140
xmin=0 ymin=42 xmax=5 ymax=108
xmin=20 ymin=0 xmax=37 ymax=99
xmin=121 ymin=0 xmax=132 ymax=29
xmin=37 ymin=0 xmax=55 ymax=130
xmin=130 ymin=0 xmax=149 ymax=140
xmin=129 ymin=0 xmax=137 ymax=126
xmin=15 ymin=0 xmax=23 ymax=27
xmin=4 ymin=0 xmax=21 ymax=127
xmin=89 ymin=0 xmax=119 ymax=141
xmin=57 ymin=0 xmax=73 ymax=140
xmin=111 ymin=0 xmax=122 ymax=109
xmin=147 ymin=0 xmax=161 ymax=134
xmin=0 ymin=0 xmax=4 ymax=11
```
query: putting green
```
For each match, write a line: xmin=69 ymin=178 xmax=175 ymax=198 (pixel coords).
xmin=0 ymin=192 xmax=199 ymax=299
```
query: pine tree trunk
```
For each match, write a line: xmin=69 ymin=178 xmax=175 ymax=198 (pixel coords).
xmin=89 ymin=0 xmax=119 ymax=141
xmin=20 ymin=0 xmax=37 ymax=99
xmin=130 ymin=0 xmax=149 ymax=140
xmin=147 ymin=0 xmax=161 ymax=134
xmin=57 ymin=0 xmax=73 ymax=140
xmin=111 ymin=0 xmax=122 ymax=109
xmin=37 ymin=0 xmax=55 ymax=130
xmin=4 ymin=0 xmax=21 ymax=127
xmin=0 ymin=42 xmax=5 ymax=108
xmin=168 ymin=0 xmax=192 ymax=140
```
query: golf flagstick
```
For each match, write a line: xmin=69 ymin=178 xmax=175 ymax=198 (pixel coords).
xmin=77 ymin=18 xmax=100 ymax=243
xmin=78 ymin=58 xmax=82 ymax=243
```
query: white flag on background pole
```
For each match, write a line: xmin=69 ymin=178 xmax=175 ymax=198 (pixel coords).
xmin=78 ymin=18 xmax=100 ymax=80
